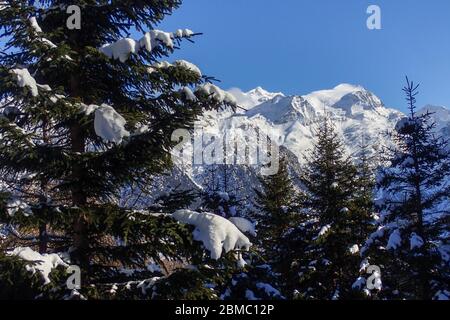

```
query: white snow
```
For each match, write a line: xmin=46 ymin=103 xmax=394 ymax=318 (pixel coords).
xmin=40 ymin=38 xmax=57 ymax=48
xmin=196 ymin=83 xmax=237 ymax=105
xmin=29 ymin=17 xmax=42 ymax=33
xmin=78 ymin=103 xmax=99 ymax=116
xmin=174 ymin=29 xmax=194 ymax=38
xmin=174 ymin=60 xmax=202 ymax=77
xmin=386 ymin=229 xmax=402 ymax=250
xmin=172 ymin=210 xmax=251 ymax=260
xmin=227 ymin=87 xmax=285 ymax=110
xmin=409 ymin=232 xmax=424 ymax=250
xmin=229 ymin=217 xmax=256 ymax=236
xmin=304 ymin=83 xmax=363 ymax=110
xmin=349 ymin=244 xmax=360 ymax=255
xmin=317 ymin=224 xmax=332 ymax=238
xmin=359 ymin=258 xmax=370 ymax=272
xmin=101 ymin=29 xmax=194 ymax=62
xmin=140 ymin=30 xmax=173 ymax=51
xmin=236 ymin=252 xmax=247 ymax=268
xmin=149 ymin=60 xmax=201 ymax=77
xmin=100 ymin=38 xmax=140 ymax=63
xmin=94 ymin=104 xmax=130 ymax=144
xmin=7 ymin=247 xmax=68 ymax=285
xmin=49 ymin=94 xmax=66 ymax=104
xmin=6 ymin=198 xmax=32 ymax=216
xmin=37 ymin=84 xmax=52 ymax=91
xmin=371 ymin=270 xmax=382 ymax=290
xmin=181 ymin=87 xmax=198 ymax=102
xmin=10 ymin=68 xmax=40 ymax=97
xmin=256 ymin=282 xmax=281 ymax=297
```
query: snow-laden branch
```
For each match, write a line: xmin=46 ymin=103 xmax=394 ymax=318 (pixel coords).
xmin=7 ymin=247 xmax=68 ymax=285
xmin=172 ymin=210 xmax=251 ymax=260
xmin=99 ymin=29 xmax=195 ymax=63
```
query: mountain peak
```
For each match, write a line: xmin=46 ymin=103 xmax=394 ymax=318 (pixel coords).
xmin=333 ymin=90 xmax=384 ymax=114
xmin=228 ymin=87 xmax=284 ymax=110
xmin=420 ymin=104 xmax=449 ymax=113
xmin=247 ymin=86 xmax=268 ymax=95
xmin=304 ymin=83 xmax=365 ymax=110
xmin=333 ymin=83 xmax=365 ymax=92
xmin=247 ymin=86 xmax=284 ymax=98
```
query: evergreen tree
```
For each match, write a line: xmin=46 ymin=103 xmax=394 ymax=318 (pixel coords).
xmin=200 ymin=164 xmax=242 ymax=218
xmin=0 ymin=0 xmax=239 ymax=299
xmin=360 ymin=78 xmax=450 ymax=300
xmin=295 ymin=117 xmax=372 ymax=299
xmin=352 ymin=137 xmax=376 ymax=247
xmin=253 ymin=157 xmax=298 ymax=297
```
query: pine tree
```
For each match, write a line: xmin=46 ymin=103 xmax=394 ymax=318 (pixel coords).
xmin=200 ymin=164 xmax=242 ymax=218
xmin=361 ymin=78 xmax=450 ymax=300
xmin=0 ymin=1 xmax=239 ymax=299
xmin=253 ymin=157 xmax=298 ymax=297
xmin=352 ymin=137 xmax=376 ymax=247
xmin=295 ymin=117 xmax=371 ymax=300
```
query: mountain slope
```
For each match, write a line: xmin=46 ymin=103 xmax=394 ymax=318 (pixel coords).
xmin=239 ymin=84 xmax=404 ymax=162
xmin=150 ymin=85 xmax=450 ymax=215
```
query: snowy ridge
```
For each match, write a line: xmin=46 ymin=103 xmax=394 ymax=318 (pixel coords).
xmin=222 ymin=84 xmax=405 ymax=162
xmin=227 ymin=87 xmax=284 ymax=110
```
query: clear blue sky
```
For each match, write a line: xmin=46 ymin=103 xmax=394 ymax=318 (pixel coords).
xmin=158 ymin=0 xmax=450 ymax=112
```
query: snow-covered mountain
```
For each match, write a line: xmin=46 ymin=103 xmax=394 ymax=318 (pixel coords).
xmin=229 ymin=83 xmax=404 ymax=162
xmin=145 ymin=84 xmax=450 ymax=211
xmin=227 ymin=87 xmax=284 ymax=110
xmin=419 ymin=105 xmax=450 ymax=139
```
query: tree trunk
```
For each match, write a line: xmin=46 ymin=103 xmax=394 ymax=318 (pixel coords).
xmin=69 ymin=71 xmax=90 ymax=278
xmin=38 ymin=222 xmax=48 ymax=254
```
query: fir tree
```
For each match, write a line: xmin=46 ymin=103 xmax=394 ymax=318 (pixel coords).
xmin=253 ymin=157 xmax=298 ymax=297
xmin=200 ymin=164 xmax=242 ymax=218
xmin=361 ymin=78 xmax=450 ymax=300
xmin=295 ymin=117 xmax=371 ymax=299
xmin=352 ymin=136 xmax=376 ymax=247
xmin=0 ymin=0 xmax=239 ymax=299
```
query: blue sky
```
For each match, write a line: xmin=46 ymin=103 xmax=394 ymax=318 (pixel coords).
xmin=158 ymin=0 xmax=450 ymax=112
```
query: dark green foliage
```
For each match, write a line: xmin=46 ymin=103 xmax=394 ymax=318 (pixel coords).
xmin=362 ymin=78 xmax=450 ymax=300
xmin=254 ymin=157 xmax=296 ymax=243
xmin=253 ymin=157 xmax=298 ymax=297
xmin=148 ymin=188 xmax=197 ymax=213
xmin=0 ymin=253 xmax=44 ymax=300
xmin=294 ymin=117 xmax=374 ymax=300
xmin=0 ymin=0 xmax=237 ymax=299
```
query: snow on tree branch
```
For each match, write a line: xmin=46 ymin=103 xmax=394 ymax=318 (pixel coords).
xmin=172 ymin=210 xmax=251 ymax=260
xmin=195 ymin=83 xmax=237 ymax=105
xmin=93 ymin=104 xmax=130 ymax=144
xmin=99 ymin=29 xmax=196 ymax=63
xmin=9 ymin=68 xmax=51 ymax=97
xmin=7 ymin=247 xmax=68 ymax=285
